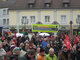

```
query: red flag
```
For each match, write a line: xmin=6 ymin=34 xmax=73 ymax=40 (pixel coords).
xmin=14 ymin=33 xmax=17 ymax=46
xmin=64 ymin=35 xmax=71 ymax=51
xmin=14 ymin=33 xmax=16 ymax=38
xmin=79 ymin=37 xmax=80 ymax=40
xmin=14 ymin=33 xmax=17 ymax=40
xmin=2 ymin=35 xmax=4 ymax=41
xmin=2 ymin=30 xmax=4 ymax=41
xmin=74 ymin=36 xmax=79 ymax=44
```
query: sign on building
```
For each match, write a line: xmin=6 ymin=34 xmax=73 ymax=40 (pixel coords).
xmin=32 ymin=24 xmax=59 ymax=33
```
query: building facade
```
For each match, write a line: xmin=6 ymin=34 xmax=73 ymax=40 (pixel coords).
xmin=0 ymin=0 xmax=80 ymax=32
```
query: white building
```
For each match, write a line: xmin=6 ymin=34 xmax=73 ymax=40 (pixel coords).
xmin=0 ymin=8 xmax=9 ymax=28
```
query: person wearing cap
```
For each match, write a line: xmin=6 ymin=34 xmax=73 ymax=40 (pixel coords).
xmin=37 ymin=48 xmax=45 ymax=60
xmin=20 ymin=49 xmax=36 ymax=60
xmin=0 ymin=41 xmax=6 ymax=60
xmin=58 ymin=46 xmax=70 ymax=60
xmin=5 ymin=45 xmax=16 ymax=60
xmin=10 ymin=47 xmax=20 ymax=60
xmin=45 ymin=48 xmax=57 ymax=60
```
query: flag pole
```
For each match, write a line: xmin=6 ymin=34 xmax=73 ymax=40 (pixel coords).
xmin=2 ymin=28 xmax=4 ymax=41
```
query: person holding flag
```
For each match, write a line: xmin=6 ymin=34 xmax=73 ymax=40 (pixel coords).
xmin=58 ymin=46 xmax=71 ymax=60
xmin=58 ymin=34 xmax=71 ymax=60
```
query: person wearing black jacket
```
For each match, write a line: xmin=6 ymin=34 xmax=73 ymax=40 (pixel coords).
xmin=45 ymin=43 xmax=50 ymax=54
xmin=76 ymin=45 xmax=80 ymax=60
xmin=3 ymin=41 xmax=10 ymax=52
xmin=58 ymin=46 xmax=70 ymax=60
xmin=20 ymin=49 xmax=36 ymax=60
xmin=70 ymin=45 xmax=77 ymax=60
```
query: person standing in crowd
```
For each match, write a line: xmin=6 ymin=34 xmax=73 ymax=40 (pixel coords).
xmin=21 ymin=36 xmax=26 ymax=43
xmin=20 ymin=49 xmax=36 ymax=60
xmin=42 ymin=38 xmax=47 ymax=48
xmin=2 ymin=41 xmax=10 ymax=52
xmin=29 ymin=41 xmax=34 ymax=49
xmin=12 ymin=37 xmax=17 ymax=46
xmin=17 ymin=36 xmax=22 ymax=47
xmin=45 ymin=43 xmax=50 ymax=54
xmin=70 ymin=44 xmax=77 ymax=60
xmin=37 ymin=48 xmax=45 ymax=60
xmin=32 ymin=35 xmax=37 ymax=46
xmin=24 ymin=42 xmax=29 ymax=52
xmin=76 ymin=45 xmax=80 ymax=60
xmin=77 ymin=41 xmax=80 ymax=46
xmin=45 ymin=48 xmax=57 ymax=60
xmin=10 ymin=47 xmax=20 ymax=60
xmin=58 ymin=46 xmax=70 ymax=60
xmin=0 ymin=41 xmax=6 ymax=60
xmin=19 ymin=43 xmax=26 ymax=57
xmin=53 ymin=43 xmax=59 ymax=57
xmin=36 ymin=47 xmax=40 ymax=59
xmin=5 ymin=45 xmax=15 ymax=60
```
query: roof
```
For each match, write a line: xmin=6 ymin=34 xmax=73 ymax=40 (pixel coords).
xmin=0 ymin=0 xmax=80 ymax=10
xmin=44 ymin=0 xmax=52 ymax=3
xmin=28 ymin=0 xmax=36 ymax=4
xmin=63 ymin=0 xmax=70 ymax=3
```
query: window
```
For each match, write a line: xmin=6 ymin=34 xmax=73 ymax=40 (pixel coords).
xmin=63 ymin=3 xmax=69 ymax=7
xmin=3 ymin=19 xmax=9 ymax=26
xmin=7 ymin=19 xmax=9 ymax=25
xmin=3 ymin=9 xmax=6 ymax=15
xmin=3 ymin=9 xmax=9 ymax=15
xmin=45 ymin=16 xmax=50 ymax=23
xmin=45 ymin=3 xmax=50 ymax=8
xmin=30 ymin=16 xmax=35 ymax=23
xmin=3 ymin=19 xmax=6 ymax=25
xmin=76 ymin=15 xmax=80 ymax=24
xmin=61 ymin=15 xmax=67 ymax=24
xmin=7 ymin=9 xmax=9 ymax=15
xmin=22 ymin=16 xmax=28 ymax=24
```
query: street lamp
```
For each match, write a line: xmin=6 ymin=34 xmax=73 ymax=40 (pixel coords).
xmin=70 ymin=21 xmax=73 ymax=38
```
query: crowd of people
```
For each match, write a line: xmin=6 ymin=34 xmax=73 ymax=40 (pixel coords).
xmin=0 ymin=31 xmax=80 ymax=60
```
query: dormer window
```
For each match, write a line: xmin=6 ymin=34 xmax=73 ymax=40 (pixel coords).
xmin=45 ymin=3 xmax=51 ymax=8
xmin=63 ymin=0 xmax=70 ymax=7
xmin=28 ymin=4 xmax=34 ymax=8
xmin=44 ymin=0 xmax=52 ymax=8
xmin=28 ymin=0 xmax=35 ymax=8
xmin=63 ymin=3 xmax=69 ymax=7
